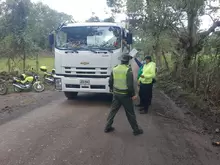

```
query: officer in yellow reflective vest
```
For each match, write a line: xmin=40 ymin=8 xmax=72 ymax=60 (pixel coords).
xmin=138 ymin=56 xmax=156 ymax=114
xmin=104 ymin=53 xmax=143 ymax=136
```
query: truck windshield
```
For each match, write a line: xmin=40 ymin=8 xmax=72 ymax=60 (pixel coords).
xmin=55 ymin=26 xmax=121 ymax=51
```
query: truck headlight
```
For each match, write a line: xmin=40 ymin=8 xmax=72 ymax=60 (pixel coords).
xmin=55 ymin=78 xmax=62 ymax=90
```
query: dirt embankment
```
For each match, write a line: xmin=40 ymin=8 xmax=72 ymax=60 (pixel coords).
xmin=156 ymin=76 xmax=220 ymax=143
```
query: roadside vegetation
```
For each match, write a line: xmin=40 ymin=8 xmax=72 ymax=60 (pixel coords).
xmin=0 ymin=55 xmax=54 ymax=72
xmin=107 ymin=0 xmax=220 ymax=133
xmin=0 ymin=0 xmax=71 ymax=74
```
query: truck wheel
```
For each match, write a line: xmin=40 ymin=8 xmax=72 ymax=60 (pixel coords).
xmin=64 ymin=92 xmax=78 ymax=100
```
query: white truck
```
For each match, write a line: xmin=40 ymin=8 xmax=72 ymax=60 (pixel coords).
xmin=49 ymin=22 xmax=133 ymax=99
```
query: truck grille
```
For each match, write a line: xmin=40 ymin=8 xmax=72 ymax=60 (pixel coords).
xmin=63 ymin=67 xmax=109 ymax=78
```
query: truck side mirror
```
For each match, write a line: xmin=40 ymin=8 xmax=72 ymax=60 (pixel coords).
xmin=126 ymin=33 xmax=133 ymax=44
xmin=49 ymin=33 xmax=54 ymax=46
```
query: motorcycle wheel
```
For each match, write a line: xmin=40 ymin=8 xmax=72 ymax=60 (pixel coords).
xmin=0 ymin=83 xmax=8 ymax=95
xmin=33 ymin=82 xmax=45 ymax=92
xmin=14 ymin=86 xmax=22 ymax=92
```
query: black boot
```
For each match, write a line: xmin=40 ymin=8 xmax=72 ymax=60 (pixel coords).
xmin=138 ymin=107 xmax=145 ymax=111
xmin=140 ymin=110 xmax=148 ymax=114
xmin=135 ymin=104 xmax=143 ymax=107
xmin=104 ymin=127 xmax=115 ymax=133
xmin=140 ymin=107 xmax=148 ymax=114
xmin=140 ymin=104 xmax=149 ymax=114
xmin=133 ymin=129 xmax=143 ymax=136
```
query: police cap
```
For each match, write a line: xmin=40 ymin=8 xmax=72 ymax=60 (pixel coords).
xmin=144 ymin=55 xmax=152 ymax=61
xmin=119 ymin=53 xmax=133 ymax=62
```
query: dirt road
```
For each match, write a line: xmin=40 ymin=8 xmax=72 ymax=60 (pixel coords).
xmin=0 ymin=91 xmax=219 ymax=165
xmin=0 ymin=60 xmax=219 ymax=165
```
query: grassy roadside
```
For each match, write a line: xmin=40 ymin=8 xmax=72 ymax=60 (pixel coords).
xmin=0 ymin=56 xmax=54 ymax=72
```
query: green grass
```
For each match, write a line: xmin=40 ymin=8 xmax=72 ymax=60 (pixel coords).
xmin=0 ymin=56 xmax=54 ymax=73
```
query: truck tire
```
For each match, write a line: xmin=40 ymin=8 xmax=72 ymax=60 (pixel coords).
xmin=64 ymin=92 xmax=78 ymax=99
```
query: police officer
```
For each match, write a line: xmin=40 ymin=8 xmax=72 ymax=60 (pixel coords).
xmin=138 ymin=56 xmax=156 ymax=114
xmin=104 ymin=53 xmax=143 ymax=136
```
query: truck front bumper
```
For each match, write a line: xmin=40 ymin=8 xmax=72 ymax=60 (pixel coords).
xmin=54 ymin=75 xmax=110 ymax=93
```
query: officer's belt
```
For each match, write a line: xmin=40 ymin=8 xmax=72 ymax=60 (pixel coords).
xmin=113 ymin=87 xmax=128 ymax=95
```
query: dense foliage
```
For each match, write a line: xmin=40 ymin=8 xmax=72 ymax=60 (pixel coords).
xmin=107 ymin=0 xmax=220 ymax=107
xmin=0 ymin=0 xmax=72 ymax=71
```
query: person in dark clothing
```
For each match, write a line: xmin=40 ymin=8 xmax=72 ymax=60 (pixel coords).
xmin=138 ymin=56 xmax=156 ymax=114
xmin=104 ymin=54 xmax=143 ymax=136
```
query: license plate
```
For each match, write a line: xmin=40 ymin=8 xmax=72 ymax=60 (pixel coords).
xmin=80 ymin=80 xmax=90 ymax=85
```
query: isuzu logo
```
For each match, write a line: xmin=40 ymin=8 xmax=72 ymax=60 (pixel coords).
xmin=80 ymin=62 xmax=89 ymax=65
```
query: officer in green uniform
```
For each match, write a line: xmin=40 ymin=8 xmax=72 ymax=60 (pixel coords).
xmin=104 ymin=53 xmax=143 ymax=136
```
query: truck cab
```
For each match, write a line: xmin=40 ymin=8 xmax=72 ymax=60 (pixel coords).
xmin=49 ymin=22 xmax=133 ymax=99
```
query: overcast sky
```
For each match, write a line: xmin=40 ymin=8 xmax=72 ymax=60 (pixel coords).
xmin=32 ymin=0 xmax=125 ymax=22
xmin=32 ymin=0 xmax=219 ymax=30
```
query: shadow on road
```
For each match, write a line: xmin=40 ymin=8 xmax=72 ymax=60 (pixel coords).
xmin=63 ymin=93 xmax=113 ymax=107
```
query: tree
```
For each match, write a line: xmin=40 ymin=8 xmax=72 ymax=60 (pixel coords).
xmin=0 ymin=0 xmax=73 ymax=72
xmin=28 ymin=2 xmax=73 ymax=49
xmin=107 ymin=0 xmax=220 ymax=106
xmin=103 ymin=16 xmax=115 ymax=22
xmin=106 ymin=0 xmax=125 ymax=13
xmin=108 ymin=0 xmax=220 ymax=68
xmin=86 ymin=12 xmax=100 ymax=22
xmin=1 ymin=0 xmax=31 ymax=71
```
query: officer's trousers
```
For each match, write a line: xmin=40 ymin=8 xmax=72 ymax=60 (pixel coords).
xmin=105 ymin=94 xmax=140 ymax=132
xmin=139 ymin=83 xmax=153 ymax=111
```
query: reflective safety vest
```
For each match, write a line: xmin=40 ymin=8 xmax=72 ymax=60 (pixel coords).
xmin=139 ymin=62 xmax=156 ymax=84
xmin=113 ymin=64 xmax=129 ymax=94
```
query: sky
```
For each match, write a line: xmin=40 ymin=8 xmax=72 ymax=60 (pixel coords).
xmin=32 ymin=0 xmax=125 ymax=22
xmin=32 ymin=0 xmax=219 ymax=30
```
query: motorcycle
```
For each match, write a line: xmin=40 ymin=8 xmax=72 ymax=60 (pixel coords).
xmin=0 ymin=80 xmax=8 ymax=95
xmin=43 ymin=72 xmax=55 ymax=85
xmin=12 ymin=73 xmax=45 ymax=93
xmin=40 ymin=66 xmax=55 ymax=85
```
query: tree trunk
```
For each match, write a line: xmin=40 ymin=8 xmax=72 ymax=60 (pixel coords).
xmin=183 ymin=52 xmax=193 ymax=68
xmin=7 ymin=58 xmax=11 ymax=72
xmin=162 ymin=51 xmax=169 ymax=71
xmin=171 ymin=51 xmax=179 ymax=78
xmin=193 ymin=54 xmax=198 ymax=90
xmin=184 ymin=9 xmax=197 ymax=68
xmin=154 ymin=43 xmax=162 ymax=69
xmin=22 ymin=40 xmax=26 ymax=72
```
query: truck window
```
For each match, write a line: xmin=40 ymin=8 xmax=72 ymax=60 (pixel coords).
xmin=55 ymin=26 xmax=121 ymax=50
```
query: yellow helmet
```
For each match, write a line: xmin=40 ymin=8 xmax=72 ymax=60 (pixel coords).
xmin=51 ymin=69 xmax=55 ymax=74
xmin=40 ymin=66 xmax=47 ymax=72
xmin=20 ymin=74 xmax=26 ymax=80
